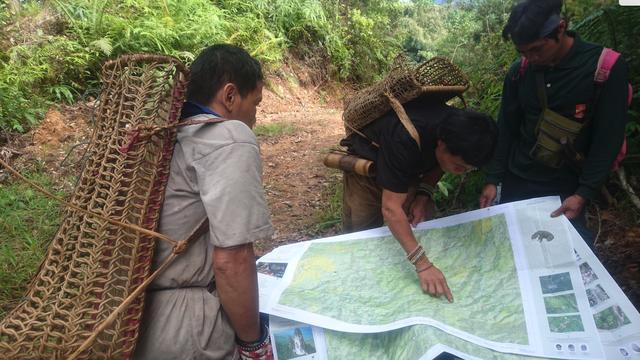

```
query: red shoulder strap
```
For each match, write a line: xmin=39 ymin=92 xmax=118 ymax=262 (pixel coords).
xmin=594 ymin=48 xmax=620 ymax=84
xmin=592 ymin=48 xmax=631 ymax=171
xmin=594 ymin=48 xmax=632 ymax=106
xmin=519 ymin=57 xmax=529 ymax=75
xmin=513 ymin=56 xmax=529 ymax=80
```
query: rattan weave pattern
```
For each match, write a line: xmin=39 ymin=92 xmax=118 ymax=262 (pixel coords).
xmin=0 ymin=55 xmax=188 ymax=359
xmin=342 ymin=55 xmax=469 ymax=135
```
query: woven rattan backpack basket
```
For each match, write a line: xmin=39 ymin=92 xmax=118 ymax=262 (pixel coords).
xmin=0 ymin=54 xmax=189 ymax=359
xmin=343 ymin=55 xmax=469 ymax=147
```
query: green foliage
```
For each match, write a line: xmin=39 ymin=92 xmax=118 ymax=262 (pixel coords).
xmin=396 ymin=0 xmax=516 ymax=116
xmin=220 ymin=0 xmax=333 ymax=70
xmin=398 ymin=1 xmax=448 ymax=61
xmin=254 ymin=121 xmax=297 ymax=138
xmin=0 ymin=173 xmax=64 ymax=318
xmin=564 ymin=0 xmax=618 ymax=24
xmin=53 ymin=0 xmax=231 ymax=62
xmin=0 ymin=2 xmax=8 ymax=28
xmin=0 ymin=34 xmax=90 ymax=131
xmin=433 ymin=171 xmax=488 ymax=213
xmin=343 ymin=5 xmax=401 ymax=82
xmin=219 ymin=0 xmax=401 ymax=81
xmin=0 ymin=0 xmax=406 ymax=131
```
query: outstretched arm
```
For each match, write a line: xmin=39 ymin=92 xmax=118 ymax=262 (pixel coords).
xmin=382 ymin=189 xmax=453 ymax=302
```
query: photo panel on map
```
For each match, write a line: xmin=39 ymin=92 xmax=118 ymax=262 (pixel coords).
xmin=547 ymin=315 xmax=585 ymax=333
xmin=586 ymin=285 xmax=610 ymax=307
xmin=579 ymin=262 xmax=598 ymax=286
xmin=539 ymin=272 xmax=574 ymax=294
xmin=544 ymin=293 xmax=579 ymax=315
xmin=273 ymin=326 xmax=319 ymax=360
xmin=257 ymin=262 xmax=288 ymax=278
xmin=594 ymin=305 xmax=632 ymax=331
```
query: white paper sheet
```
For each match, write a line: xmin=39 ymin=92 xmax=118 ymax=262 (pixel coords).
xmin=257 ymin=197 xmax=637 ymax=359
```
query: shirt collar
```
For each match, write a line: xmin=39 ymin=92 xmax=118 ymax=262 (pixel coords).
xmin=180 ymin=101 xmax=221 ymax=120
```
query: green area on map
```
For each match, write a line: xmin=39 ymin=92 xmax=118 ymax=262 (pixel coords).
xmin=324 ymin=325 xmax=545 ymax=360
xmin=279 ymin=214 xmax=528 ymax=345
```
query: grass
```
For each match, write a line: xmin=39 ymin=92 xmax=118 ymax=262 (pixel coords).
xmin=0 ymin=173 xmax=64 ymax=318
xmin=254 ymin=121 xmax=297 ymax=138
xmin=310 ymin=170 xmax=343 ymax=234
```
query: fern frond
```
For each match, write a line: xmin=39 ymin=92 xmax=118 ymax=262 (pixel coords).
xmin=90 ymin=38 xmax=113 ymax=56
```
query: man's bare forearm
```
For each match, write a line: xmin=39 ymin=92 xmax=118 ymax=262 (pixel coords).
xmin=382 ymin=189 xmax=452 ymax=301
xmin=213 ymin=243 xmax=260 ymax=343
xmin=386 ymin=207 xmax=419 ymax=252
xmin=382 ymin=190 xmax=430 ymax=266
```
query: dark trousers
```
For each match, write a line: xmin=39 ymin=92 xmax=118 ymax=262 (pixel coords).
xmin=500 ymin=171 xmax=595 ymax=248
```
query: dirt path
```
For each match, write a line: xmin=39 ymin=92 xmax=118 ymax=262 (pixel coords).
xmin=1 ymin=71 xmax=347 ymax=257
xmin=254 ymin=77 xmax=345 ymax=254
xmin=0 ymin=70 xmax=350 ymax=317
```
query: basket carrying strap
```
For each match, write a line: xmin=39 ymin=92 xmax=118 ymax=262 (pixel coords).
xmin=344 ymin=121 xmax=380 ymax=148
xmin=385 ymin=92 xmax=422 ymax=151
xmin=344 ymin=93 xmax=421 ymax=151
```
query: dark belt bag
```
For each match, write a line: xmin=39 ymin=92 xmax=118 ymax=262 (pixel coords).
xmin=530 ymin=72 xmax=586 ymax=168
xmin=530 ymin=108 xmax=584 ymax=168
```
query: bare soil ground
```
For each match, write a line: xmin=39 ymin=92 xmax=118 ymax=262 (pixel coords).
xmin=0 ymin=67 xmax=347 ymax=254
xmin=1 ymin=66 xmax=638 ymax=308
xmin=253 ymin=74 xmax=345 ymax=254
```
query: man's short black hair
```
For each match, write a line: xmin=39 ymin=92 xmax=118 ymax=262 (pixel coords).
xmin=187 ymin=44 xmax=263 ymax=105
xmin=502 ymin=0 xmax=563 ymax=45
xmin=437 ymin=109 xmax=498 ymax=168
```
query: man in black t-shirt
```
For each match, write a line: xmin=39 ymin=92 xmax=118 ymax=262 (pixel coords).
xmin=341 ymin=96 xmax=498 ymax=302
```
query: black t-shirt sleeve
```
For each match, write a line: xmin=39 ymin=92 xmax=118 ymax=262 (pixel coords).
xmin=375 ymin=129 xmax=420 ymax=193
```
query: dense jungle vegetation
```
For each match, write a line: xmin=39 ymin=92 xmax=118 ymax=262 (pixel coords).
xmin=2 ymin=0 xmax=637 ymax=133
xmin=2 ymin=0 xmax=638 ymax=202
xmin=1 ymin=0 xmax=639 ymax=312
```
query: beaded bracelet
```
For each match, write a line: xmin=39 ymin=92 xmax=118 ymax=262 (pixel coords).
xmin=236 ymin=318 xmax=270 ymax=353
xmin=408 ymin=247 xmax=425 ymax=265
xmin=416 ymin=183 xmax=436 ymax=198
xmin=406 ymin=244 xmax=422 ymax=260
xmin=406 ymin=244 xmax=426 ymax=265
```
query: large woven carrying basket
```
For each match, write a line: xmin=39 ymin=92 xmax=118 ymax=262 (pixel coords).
xmin=0 ymin=54 xmax=188 ymax=359
xmin=343 ymin=55 xmax=469 ymax=135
